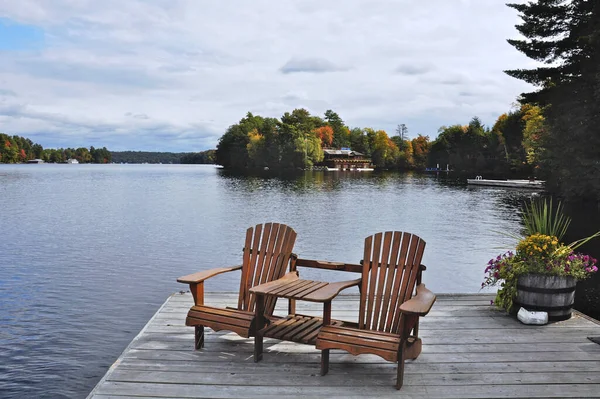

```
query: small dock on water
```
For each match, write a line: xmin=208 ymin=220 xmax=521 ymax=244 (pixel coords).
xmin=88 ymin=293 xmax=600 ymax=399
xmin=467 ymin=178 xmax=545 ymax=189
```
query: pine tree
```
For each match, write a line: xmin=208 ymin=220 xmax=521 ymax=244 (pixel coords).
xmin=505 ymin=0 xmax=600 ymax=202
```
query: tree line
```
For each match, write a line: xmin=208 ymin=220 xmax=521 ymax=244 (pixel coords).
xmin=0 ymin=134 xmax=216 ymax=165
xmin=429 ymin=104 xmax=544 ymax=177
xmin=214 ymin=105 xmax=545 ymax=177
xmin=215 ymin=109 xmax=431 ymax=171
xmin=0 ymin=133 xmax=112 ymax=164
xmin=110 ymin=150 xmax=215 ymax=164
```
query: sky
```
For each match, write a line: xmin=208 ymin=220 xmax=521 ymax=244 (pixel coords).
xmin=0 ymin=0 xmax=535 ymax=152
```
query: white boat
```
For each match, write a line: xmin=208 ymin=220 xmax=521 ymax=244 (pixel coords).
xmin=467 ymin=177 xmax=544 ymax=189
xmin=66 ymin=158 xmax=79 ymax=164
xmin=326 ymin=167 xmax=340 ymax=171
xmin=356 ymin=167 xmax=374 ymax=172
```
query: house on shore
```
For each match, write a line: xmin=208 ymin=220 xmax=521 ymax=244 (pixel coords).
xmin=321 ymin=148 xmax=374 ymax=171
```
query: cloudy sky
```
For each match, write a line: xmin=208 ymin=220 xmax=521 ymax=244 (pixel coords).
xmin=0 ymin=0 xmax=535 ymax=152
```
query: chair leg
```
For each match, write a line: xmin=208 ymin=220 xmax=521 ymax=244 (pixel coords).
xmin=320 ymin=349 xmax=330 ymax=376
xmin=396 ymin=343 xmax=406 ymax=390
xmin=194 ymin=325 xmax=204 ymax=350
xmin=254 ymin=295 xmax=265 ymax=362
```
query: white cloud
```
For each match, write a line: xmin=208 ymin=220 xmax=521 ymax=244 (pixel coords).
xmin=0 ymin=0 xmax=534 ymax=150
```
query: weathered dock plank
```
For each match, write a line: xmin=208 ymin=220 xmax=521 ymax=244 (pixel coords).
xmin=88 ymin=293 xmax=600 ymax=399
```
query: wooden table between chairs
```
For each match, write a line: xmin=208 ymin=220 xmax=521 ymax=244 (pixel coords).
xmin=250 ymin=272 xmax=361 ymax=361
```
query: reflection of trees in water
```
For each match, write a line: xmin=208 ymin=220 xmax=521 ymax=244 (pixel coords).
xmin=217 ymin=169 xmax=343 ymax=193
xmin=217 ymin=169 xmax=413 ymax=194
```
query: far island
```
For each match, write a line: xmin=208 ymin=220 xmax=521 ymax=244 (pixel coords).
xmin=213 ymin=107 xmax=543 ymax=177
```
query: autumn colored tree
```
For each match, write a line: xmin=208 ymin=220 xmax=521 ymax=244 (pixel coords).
xmin=411 ymin=135 xmax=430 ymax=169
xmin=366 ymin=129 xmax=399 ymax=169
xmin=246 ymin=128 xmax=266 ymax=168
xmin=0 ymin=136 xmax=18 ymax=163
xmin=314 ymin=126 xmax=334 ymax=147
xmin=520 ymin=104 xmax=546 ymax=169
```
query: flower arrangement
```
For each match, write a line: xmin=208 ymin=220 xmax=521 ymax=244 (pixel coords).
xmin=482 ymin=199 xmax=599 ymax=312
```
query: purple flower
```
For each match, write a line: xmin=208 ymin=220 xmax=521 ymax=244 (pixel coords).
xmin=490 ymin=300 xmax=494 ymax=305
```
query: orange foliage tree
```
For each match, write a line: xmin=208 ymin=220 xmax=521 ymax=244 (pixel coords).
xmin=411 ymin=135 xmax=430 ymax=169
xmin=314 ymin=126 xmax=334 ymax=147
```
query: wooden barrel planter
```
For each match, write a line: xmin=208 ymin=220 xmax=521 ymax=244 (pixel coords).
xmin=515 ymin=274 xmax=576 ymax=321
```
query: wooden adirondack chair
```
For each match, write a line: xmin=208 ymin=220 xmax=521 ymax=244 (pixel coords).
xmin=177 ymin=223 xmax=297 ymax=349
xmin=316 ymin=231 xmax=436 ymax=389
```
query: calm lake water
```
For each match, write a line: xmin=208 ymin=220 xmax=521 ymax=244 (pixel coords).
xmin=0 ymin=164 xmax=535 ymax=398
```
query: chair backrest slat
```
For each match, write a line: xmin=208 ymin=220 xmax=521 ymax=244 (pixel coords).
xmin=364 ymin=232 xmax=382 ymax=329
xmin=237 ymin=223 xmax=297 ymax=314
xmin=391 ymin=235 xmax=419 ymax=328
xmin=238 ymin=228 xmax=255 ymax=310
xmin=254 ymin=223 xmax=274 ymax=286
xmin=359 ymin=231 xmax=426 ymax=334
xmin=378 ymin=231 xmax=402 ymax=331
xmin=384 ymin=232 xmax=411 ymax=332
xmin=264 ymin=227 xmax=297 ymax=314
xmin=372 ymin=231 xmax=393 ymax=329
xmin=241 ymin=224 xmax=264 ymax=310
xmin=249 ymin=223 xmax=284 ymax=311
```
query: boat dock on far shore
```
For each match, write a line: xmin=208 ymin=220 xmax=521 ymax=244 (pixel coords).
xmin=467 ymin=177 xmax=545 ymax=189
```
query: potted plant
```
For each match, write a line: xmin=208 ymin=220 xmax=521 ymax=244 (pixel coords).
xmin=482 ymin=199 xmax=599 ymax=320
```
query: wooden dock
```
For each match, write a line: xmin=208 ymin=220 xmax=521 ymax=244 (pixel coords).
xmin=88 ymin=293 xmax=600 ymax=398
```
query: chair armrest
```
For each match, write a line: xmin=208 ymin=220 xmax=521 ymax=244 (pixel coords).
xmin=302 ymin=278 xmax=362 ymax=302
xmin=399 ymin=284 xmax=436 ymax=316
xmin=177 ymin=265 xmax=242 ymax=284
